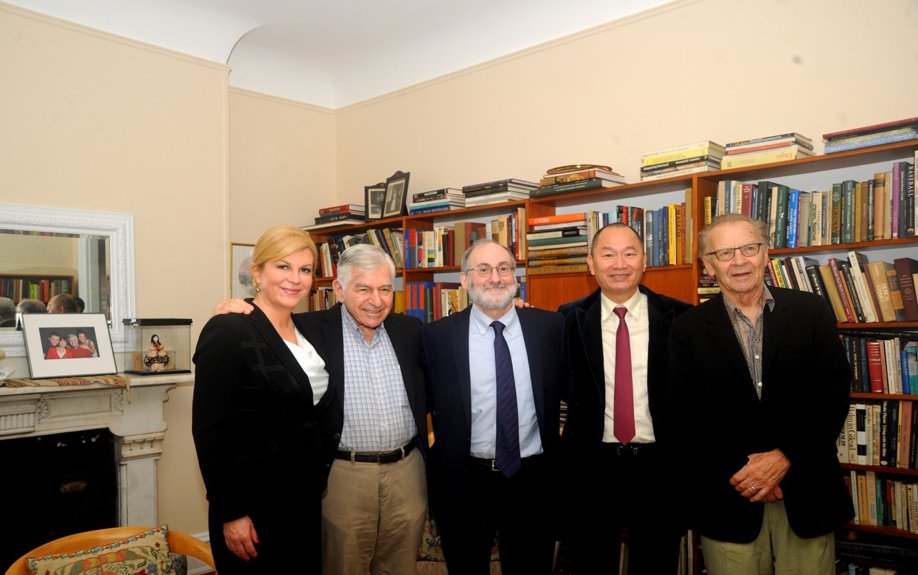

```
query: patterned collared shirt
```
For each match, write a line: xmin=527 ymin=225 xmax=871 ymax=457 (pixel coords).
xmin=338 ymin=305 xmax=417 ymax=450
xmin=723 ymin=286 xmax=776 ymax=400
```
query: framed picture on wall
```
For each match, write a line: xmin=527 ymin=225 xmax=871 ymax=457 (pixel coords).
xmin=364 ymin=183 xmax=386 ymax=221
xmin=382 ymin=171 xmax=410 ymax=219
xmin=230 ymin=243 xmax=256 ymax=299
xmin=22 ymin=313 xmax=117 ymax=378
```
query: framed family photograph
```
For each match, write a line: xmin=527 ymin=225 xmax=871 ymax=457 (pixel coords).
xmin=382 ymin=171 xmax=410 ymax=219
xmin=231 ymin=242 xmax=256 ymax=298
xmin=22 ymin=313 xmax=117 ymax=378
xmin=364 ymin=183 xmax=386 ymax=221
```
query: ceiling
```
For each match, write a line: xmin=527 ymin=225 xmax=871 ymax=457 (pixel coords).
xmin=5 ymin=0 xmax=673 ymax=109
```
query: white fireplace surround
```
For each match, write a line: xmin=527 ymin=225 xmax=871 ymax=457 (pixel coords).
xmin=0 ymin=373 xmax=191 ymax=527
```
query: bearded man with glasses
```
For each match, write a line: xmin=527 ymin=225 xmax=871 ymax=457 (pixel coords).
xmin=667 ymin=213 xmax=852 ymax=575
xmin=422 ymin=238 xmax=566 ymax=575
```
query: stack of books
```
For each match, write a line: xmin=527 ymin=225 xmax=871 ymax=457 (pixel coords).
xmin=462 ymin=179 xmax=537 ymax=207
xmin=526 ymin=213 xmax=590 ymax=275
xmin=697 ymin=274 xmax=720 ymax=303
xmin=721 ymin=133 xmax=814 ymax=170
xmin=640 ymin=141 xmax=724 ymax=182
xmin=407 ymin=188 xmax=465 ymax=215
xmin=304 ymin=204 xmax=365 ymax=230
xmin=530 ymin=164 xmax=626 ymax=198
xmin=763 ymin=252 xmax=918 ymax=326
xmin=823 ymin=117 xmax=918 ymax=154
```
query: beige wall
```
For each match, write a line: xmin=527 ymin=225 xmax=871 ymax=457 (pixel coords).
xmin=0 ymin=4 xmax=227 ymax=534
xmin=333 ymin=0 xmax=918 ymax=201
xmin=229 ymin=88 xmax=336 ymax=244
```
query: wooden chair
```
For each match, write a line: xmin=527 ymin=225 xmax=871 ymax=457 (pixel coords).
xmin=4 ymin=526 xmax=216 ymax=575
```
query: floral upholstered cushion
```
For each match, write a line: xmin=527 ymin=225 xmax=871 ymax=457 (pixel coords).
xmin=26 ymin=525 xmax=173 ymax=575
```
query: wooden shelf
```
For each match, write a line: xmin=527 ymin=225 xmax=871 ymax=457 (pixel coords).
xmin=770 ymin=236 xmax=918 ymax=256
xmin=406 ymin=200 xmax=528 ymax=221
xmin=838 ymin=322 xmax=918 ymax=330
xmin=850 ymin=392 xmax=918 ymax=400
xmin=843 ymin=522 xmax=918 ymax=541
xmin=842 ymin=463 xmax=918 ymax=476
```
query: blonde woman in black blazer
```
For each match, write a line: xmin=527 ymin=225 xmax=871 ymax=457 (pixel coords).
xmin=193 ymin=226 xmax=332 ymax=574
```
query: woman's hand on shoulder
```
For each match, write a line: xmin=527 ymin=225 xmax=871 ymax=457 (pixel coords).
xmin=223 ymin=515 xmax=259 ymax=561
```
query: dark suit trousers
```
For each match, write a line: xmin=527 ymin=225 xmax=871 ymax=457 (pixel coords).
xmin=571 ymin=443 xmax=682 ymax=575
xmin=436 ymin=454 xmax=555 ymax=575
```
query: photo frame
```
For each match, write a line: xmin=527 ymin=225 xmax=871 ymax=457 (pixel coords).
xmin=382 ymin=171 xmax=410 ymax=219
xmin=22 ymin=313 xmax=117 ymax=378
xmin=364 ymin=183 xmax=387 ymax=221
xmin=231 ymin=243 xmax=256 ymax=299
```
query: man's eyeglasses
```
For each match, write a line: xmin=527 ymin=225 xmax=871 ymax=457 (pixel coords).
xmin=468 ymin=264 xmax=514 ymax=277
xmin=705 ymin=242 xmax=763 ymax=262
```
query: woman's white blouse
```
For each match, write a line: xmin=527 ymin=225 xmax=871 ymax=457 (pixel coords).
xmin=284 ymin=328 xmax=329 ymax=405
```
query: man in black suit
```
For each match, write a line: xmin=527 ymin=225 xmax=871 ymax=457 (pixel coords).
xmin=423 ymin=239 xmax=565 ymax=575
xmin=215 ymin=244 xmax=427 ymax=575
xmin=559 ymin=223 xmax=691 ymax=574
xmin=667 ymin=214 xmax=852 ymax=574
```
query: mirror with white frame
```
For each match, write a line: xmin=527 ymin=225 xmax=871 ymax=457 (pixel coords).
xmin=0 ymin=203 xmax=135 ymax=356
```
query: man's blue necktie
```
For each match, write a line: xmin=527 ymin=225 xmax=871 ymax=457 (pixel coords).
xmin=492 ymin=321 xmax=521 ymax=478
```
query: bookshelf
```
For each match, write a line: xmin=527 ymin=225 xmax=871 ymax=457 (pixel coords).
xmin=308 ymin=139 xmax=918 ymax=314
xmin=0 ymin=273 xmax=74 ymax=304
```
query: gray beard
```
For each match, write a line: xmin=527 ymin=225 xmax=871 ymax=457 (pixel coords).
xmin=468 ymin=282 xmax=516 ymax=311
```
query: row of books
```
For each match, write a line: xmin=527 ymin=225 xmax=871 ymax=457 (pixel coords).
xmin=824 ymin=117 xmax=918 ymax=155
xmin=0 ymin=277 xmax=72 ymax=304
xmin=841 ymin=401 xmax=917 ymax=469
xmin=525 ymin=190 xmax=695 ymax=276
xmin=705 ymin=163 xmax=917 ymax=251
xmin=720 ymin=132 xmax=814 ymax=170
xmin=530 ymin=164 xmax=626 ymax=198
xmin=404 ymin=282 xmax=467 ymax=323
xmin=316 ymin=227 xmax=406 ymax=277
xmin=640 ymin=141 xmax=723 ymax=182
xmin=310 ymin=286 xmax=337 ymax=311
xmin=403 ymin=280 xmax=528 ymax=323
xmin=403 ymin=208 xmax=527 ymax=269
xmin=762 ymin=253 xmax=918 ymax=324
xmin=846 ymin=469 xmax=918 ymax=534
xmin=844 ymin=334 xmax=918 ymax=395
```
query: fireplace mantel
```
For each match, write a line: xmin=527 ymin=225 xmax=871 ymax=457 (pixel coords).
xmin=0 ymin=373 xmax=190 ymax=527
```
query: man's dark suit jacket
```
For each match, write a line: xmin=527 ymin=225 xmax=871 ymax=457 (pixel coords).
xmin=422 ymin=305 xmax=565 ymax=504
xmin=558 ymin=285 xmax=692 ymax=453
xmin=667 ymin=287 xmax=853 ymax=543
xmin=296 ymin=303 xmax=428 ymax=467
